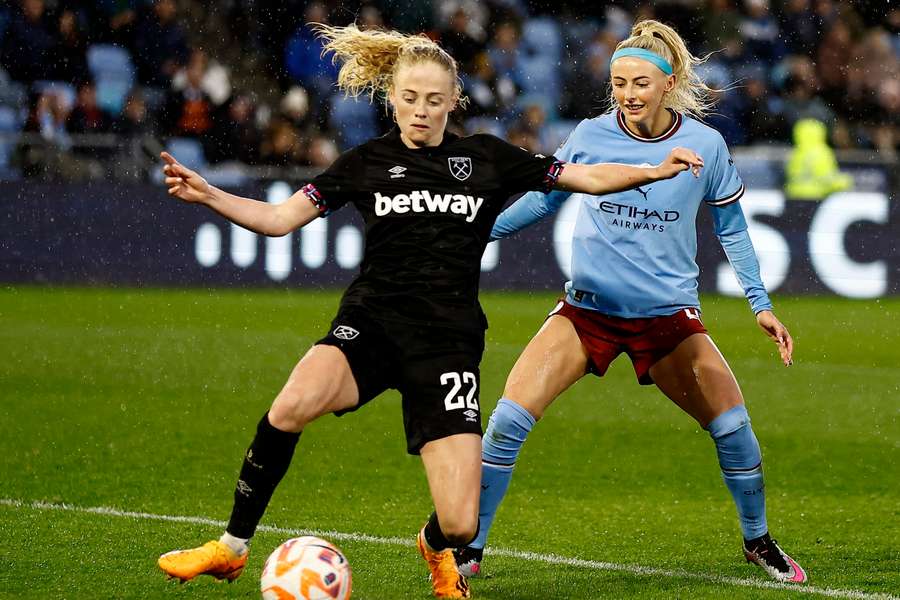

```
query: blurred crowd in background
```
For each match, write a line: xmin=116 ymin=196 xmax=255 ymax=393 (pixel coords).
xmin=0 ymin=0 xmax=896 ymax=181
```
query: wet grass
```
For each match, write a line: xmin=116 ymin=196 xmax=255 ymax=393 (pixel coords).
xmin=1 ymin=287 xmax=897 ymax=599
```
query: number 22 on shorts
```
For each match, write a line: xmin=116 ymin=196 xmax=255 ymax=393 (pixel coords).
xmin=440 ymin=372 xmax=478 ymax=411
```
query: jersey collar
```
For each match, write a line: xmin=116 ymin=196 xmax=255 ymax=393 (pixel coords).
xmin=385 ymin=126 xmax=459 ymax=150
xmin=616 ymin=108 xmax=682 ymax=143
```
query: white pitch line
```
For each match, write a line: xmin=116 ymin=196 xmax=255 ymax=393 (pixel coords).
xmin=1 ymin=498 xmax=896 ymax=600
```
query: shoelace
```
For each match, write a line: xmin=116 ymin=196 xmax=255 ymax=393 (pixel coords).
xmin=756 ymin=539 xmax=790 ymax=573
xmin=435 ymin=553 xmax=466 ymax=590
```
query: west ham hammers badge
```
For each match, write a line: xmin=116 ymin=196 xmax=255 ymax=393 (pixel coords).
xmin=448 ymin=157 xmax=472 ymax=181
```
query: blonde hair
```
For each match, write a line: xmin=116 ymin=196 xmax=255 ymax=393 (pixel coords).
xmin=609 ymin=20 xmax=718 ymax=118
xmin=314 ymin=23 xmax=466 ymax=109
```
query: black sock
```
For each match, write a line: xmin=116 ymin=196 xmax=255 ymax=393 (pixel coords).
xmin=468 ymin=520 xmax=480 ymax=547
xmin=225 ymin=412 xmax=301 ymax=539
xmin=423 ymin=512 xmax=480 ymax=551
xmin=423 ymin=512 xmax=451 ymax=552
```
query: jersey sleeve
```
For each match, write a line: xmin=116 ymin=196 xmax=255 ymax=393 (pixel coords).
xmin=300 ymin=147 xmax=364 ymax=216
xmin=490 ymin=121 xmax=588 ymax=240
xmin=704 ymin=134 xmax=744 ymax=207
xmin=550 ymin=120 xmax=586 ymax=164
xmin=718 ymin=228 xmax=773 ymax=314
xmin=491 ymin=189 xmax=569 ymax=240
xmin=485 ymin=135 xmax=564 ymax=195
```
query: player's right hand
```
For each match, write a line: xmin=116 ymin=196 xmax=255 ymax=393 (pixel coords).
xmin=161 ymin=151 xmax=211 ymax=204
xmin=656 ymin=147 xmax=704 ymax=180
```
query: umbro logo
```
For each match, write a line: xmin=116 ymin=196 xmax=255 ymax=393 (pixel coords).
xmin=463 ymin=409 xmax=478 ymax=422
xmin=333 ymin=325 xmax=359 ymax=340
xmin=388 ymin=165 xmax=406 ymax=179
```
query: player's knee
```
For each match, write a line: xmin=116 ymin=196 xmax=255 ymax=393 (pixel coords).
xmin=503 ymin=369 xmax=553 ymax=421
xmin=694 ymin=362 xmax=743 ymax=408
xmin=268 ymin=385 xmax=329 ymax=432
xmin=501 ymin=384 xmax=546 ymax=421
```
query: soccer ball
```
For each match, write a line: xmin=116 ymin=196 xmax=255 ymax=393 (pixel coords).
xmin=260 ymin=536 xmax=352 ymax=600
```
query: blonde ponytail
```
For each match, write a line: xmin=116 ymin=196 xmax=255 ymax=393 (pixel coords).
xmin=314 ymin=23 xmax=465 ymax=108
xmin=610 ymin=20 xmax=718 ymax=119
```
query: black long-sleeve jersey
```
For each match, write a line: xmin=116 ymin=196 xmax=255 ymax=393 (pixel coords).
xmin=302 ymin=127 xmax=563 ymax=330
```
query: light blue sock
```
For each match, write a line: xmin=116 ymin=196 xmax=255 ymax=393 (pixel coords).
xmin=470 ymin=397 xmax=535 ymax=550
xmin=707 ymin=404 xmax=768 ymax=540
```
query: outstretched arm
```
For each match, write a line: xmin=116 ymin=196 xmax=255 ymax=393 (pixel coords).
xmin=161 ymin=152 xmax=320 ymax=236
xmin=491 ymin=189 xmax=571 ymax=240
xmin=554 ymin=147 xmax=704 ymax=194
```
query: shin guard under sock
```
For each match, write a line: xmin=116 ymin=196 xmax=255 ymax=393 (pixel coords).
xmin=471 ymin=397 xmax=535 ymax=550
xmin=707 ymin=405 xmax=768 ymax=540
xmin=226 ymin=412 xmax=301 ymax=539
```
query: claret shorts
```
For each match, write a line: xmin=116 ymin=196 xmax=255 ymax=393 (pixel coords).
xmin=550 ymin=299 xmax=708 ymax=385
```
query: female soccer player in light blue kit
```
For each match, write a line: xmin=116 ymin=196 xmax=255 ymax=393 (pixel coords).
xmin=454 ymin=20 xmax=807 ymax=584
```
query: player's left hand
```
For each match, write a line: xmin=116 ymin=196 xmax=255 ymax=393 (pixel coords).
xmin=756 ymin=310 xmax=793 ymax=366
xmin=656 ymin=147 xmax=704 ymax=180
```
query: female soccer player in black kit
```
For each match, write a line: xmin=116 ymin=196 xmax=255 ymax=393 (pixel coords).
xmin=156 ymin=24 xmax=703 ymax=599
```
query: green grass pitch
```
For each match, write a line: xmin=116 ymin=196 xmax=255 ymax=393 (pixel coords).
xmin=1 ymin=286 xmax=897 ymax=599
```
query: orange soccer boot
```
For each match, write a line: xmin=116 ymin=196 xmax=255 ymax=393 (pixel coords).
xmin=158 ymin=540 xmax=248 ymax=583
xmin=417 ymin=528 xmax=471 ymax=599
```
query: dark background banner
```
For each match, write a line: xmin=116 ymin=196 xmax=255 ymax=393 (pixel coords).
xmin=2 ymin=172 xmax=897 ymax=297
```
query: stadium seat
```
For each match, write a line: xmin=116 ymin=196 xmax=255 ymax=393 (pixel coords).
xmin=166 ymin=137 xmax=207 ymax=171
xmin=0 ymin=7 xmax=9 ymax=48
xmin=87 ymin=44 xmax=136 ymax=115
xmin=0 ymin=74 xmax=28 ymax=179
xmin=521 ymin=17 xmax=563 ymax=63
xmin=559 ymin=18 xmax=601 ymax=80
xmin=542 ymin=119 xmax=579 ymax=153
xmin=561 ymin=18 xmax=600 ymax=51
xmin=517 ymin=56 xmax=562 ymax=107
xmin=0 ymin=105 xmax=24 ymax=180
xmin=0 ymin=79 xmax=27 ymax=111
xmin=465 ymin=117 xmax=506 ymax=138
xmin=328 ymin=93 xmax=378 ymax=150
xmin=696 ymin=62 xmax=732 ymax=91
xmin=32 ymin=81 xmax=77 ymax=112
xmin=140 ymin=86 xmax=167 ymax=114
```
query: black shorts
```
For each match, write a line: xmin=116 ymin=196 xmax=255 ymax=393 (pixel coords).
xmin=316 ymin=309 xmax=485 ymax=455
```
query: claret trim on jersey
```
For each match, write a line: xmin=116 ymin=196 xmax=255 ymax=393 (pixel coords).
xmin=542 ymin=160 xmax=566 ymax=192
xmin=616 ymin=108 xmax=683 ymax=143
xmin=301 ymin=183 xmax=329 ymax=214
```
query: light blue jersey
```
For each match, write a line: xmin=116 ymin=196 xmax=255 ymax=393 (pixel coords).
xmin=493 ymin=110 xmax=772 ymax=317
